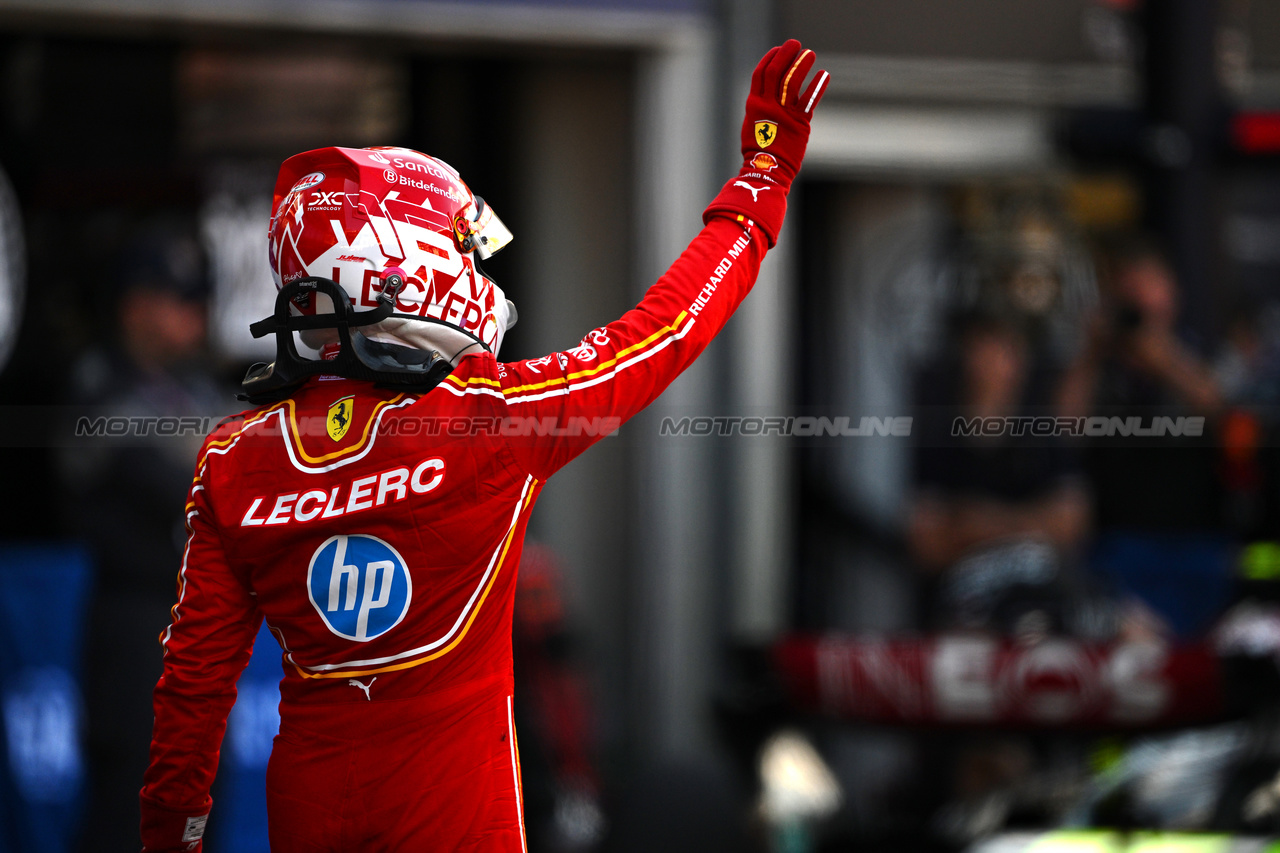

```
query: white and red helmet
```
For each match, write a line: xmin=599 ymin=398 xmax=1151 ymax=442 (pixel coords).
xmin=267 ymin=146 xmax=515 ymax=361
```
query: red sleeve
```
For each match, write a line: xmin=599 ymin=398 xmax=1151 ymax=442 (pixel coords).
xmin=448 ymin=215 xmax=767 ymax=479
xmin=139 ymin=457 xmax=262 ymax=853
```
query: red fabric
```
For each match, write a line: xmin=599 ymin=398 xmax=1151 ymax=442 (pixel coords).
xmin=140 ymin=213 xmax=770 ymax=849
xmin=139 ymin=796 xmax=209 ymax=852
xmin=704 ymin=39 xmax=828 ymax=246
xmin=266 ymin=677 xmax=523 ymax=852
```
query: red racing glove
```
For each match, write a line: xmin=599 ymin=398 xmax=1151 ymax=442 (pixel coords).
xmin=703 ymin=39 xmax=828 ymax=248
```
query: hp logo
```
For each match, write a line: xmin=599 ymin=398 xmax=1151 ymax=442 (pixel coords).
xmin=307 ymin=535 xmax=412 ymax=642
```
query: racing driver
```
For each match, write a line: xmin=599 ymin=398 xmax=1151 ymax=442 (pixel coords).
xmin=140 ymin=41 xmax=828 ymax=852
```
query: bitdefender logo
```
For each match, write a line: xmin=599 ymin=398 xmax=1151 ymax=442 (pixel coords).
xmin=307 ymin=535 xmax=412 ymax=642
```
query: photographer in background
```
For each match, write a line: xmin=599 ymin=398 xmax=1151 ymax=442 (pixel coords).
xmin=1057 ymin=241 xmax=1222 ymax=422
xmin=1056 ymin=239 xmax=1229 ymax=638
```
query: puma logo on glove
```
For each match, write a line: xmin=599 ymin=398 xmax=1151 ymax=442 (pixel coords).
xmin=733 ymin=181 xmax=770 ymax=202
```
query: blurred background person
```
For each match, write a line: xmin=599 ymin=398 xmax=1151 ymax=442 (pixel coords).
xmin=906 ymin=307 xmax=1095 ymax=840
xmin=1056 ymin=239 xmax=1230 ymax=639
xmin=910 ymin=308 xmax=1090 ymax=636
xmin=1057 ymin=240 xmax=1222 ymax=420
xmin=58 ymin=221 xmax=231 ymax=853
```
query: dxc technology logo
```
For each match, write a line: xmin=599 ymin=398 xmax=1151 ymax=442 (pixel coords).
xmin=307 ymin=535 xmax=412 ymax=642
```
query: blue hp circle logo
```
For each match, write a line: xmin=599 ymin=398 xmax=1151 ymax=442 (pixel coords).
xmin=307 ymin=535 xmax=412 ymax=642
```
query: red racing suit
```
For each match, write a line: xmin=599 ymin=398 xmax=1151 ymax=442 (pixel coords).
xmin=139 ymin=213 xmax=769 ymax=852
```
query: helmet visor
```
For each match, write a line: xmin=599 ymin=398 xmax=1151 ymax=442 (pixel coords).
xmin=471 ymin=197 xmax=513 ymax=260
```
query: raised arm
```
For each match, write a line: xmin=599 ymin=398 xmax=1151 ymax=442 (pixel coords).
xmin=451 ymin=40 xmax=827 ymax=479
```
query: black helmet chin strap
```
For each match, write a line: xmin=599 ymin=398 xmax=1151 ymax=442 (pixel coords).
xmin=238 ymin=276 xmax=454 ymax=405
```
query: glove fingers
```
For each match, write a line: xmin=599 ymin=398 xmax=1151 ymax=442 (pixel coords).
xmin=751 ymin=45 xmax=782 ymax=97
xmin=778 ymin=48 xmax=816 ymax=107
xmin=760 ymin=39 xmax=802 ymax=101
xmin=798 ymin=66 xmax=830 ymax=115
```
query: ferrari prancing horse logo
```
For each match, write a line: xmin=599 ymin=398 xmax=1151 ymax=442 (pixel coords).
xmin=754 ymin=120 xmax=778 ymax=149
xmin=328 ymin=396 xmax=354 ymax=442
